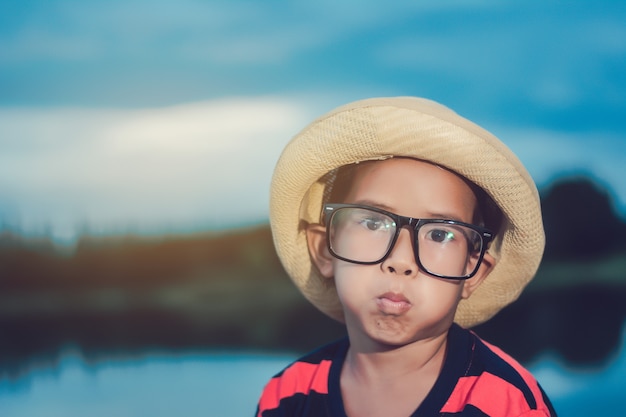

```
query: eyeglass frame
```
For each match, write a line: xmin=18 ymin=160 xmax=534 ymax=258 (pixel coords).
xmin=322 ymin=203 xmax=494 ymax=280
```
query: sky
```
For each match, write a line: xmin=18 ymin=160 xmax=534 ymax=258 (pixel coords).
xmin=1 ymin=0 xmax=625 ymax=243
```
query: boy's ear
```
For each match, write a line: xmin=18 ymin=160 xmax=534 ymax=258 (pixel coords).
xmin=462 ymin=252 xmax=496 ymax=299
xmin=306 ymin=224 xmax=334 ymax=278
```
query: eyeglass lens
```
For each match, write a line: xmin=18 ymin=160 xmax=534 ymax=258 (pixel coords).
xmin=327 ymin=206 xmax=484 ymax=278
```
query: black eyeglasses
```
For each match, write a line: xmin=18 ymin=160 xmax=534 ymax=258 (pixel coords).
xmin=323 ymin=203 xmax=493 ymax=280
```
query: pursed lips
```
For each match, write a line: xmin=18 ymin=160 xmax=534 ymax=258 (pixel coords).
xmin=376 ymin=291 xmax=412 ymax=315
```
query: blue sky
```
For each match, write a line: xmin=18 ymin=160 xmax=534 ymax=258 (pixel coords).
xmin=1 ymin=0 xmax=625 ymax=243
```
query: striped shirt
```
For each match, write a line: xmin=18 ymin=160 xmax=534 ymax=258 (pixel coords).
xmin=256 ymin=323 xmax=557 ymax=416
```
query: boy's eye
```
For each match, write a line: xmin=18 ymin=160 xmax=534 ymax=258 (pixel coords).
xmin=427 ymin=228 xmax=455 ymax=243
xmin=359 ymin=216 xmax=392 ymax=231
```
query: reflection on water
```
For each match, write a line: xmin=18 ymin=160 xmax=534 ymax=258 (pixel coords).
xmin=0 ymin=350 xmax=295 ymax=417
xmin=1 ymin=328 xmax=625 ymax=417
xmin=531 ymin=338 xmax=625 ymax=416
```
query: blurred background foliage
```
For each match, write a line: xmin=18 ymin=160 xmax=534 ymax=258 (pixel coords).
xmin=1 ymin=175 xmax=625 ymax=379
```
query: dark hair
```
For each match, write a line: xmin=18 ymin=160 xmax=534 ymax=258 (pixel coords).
xmin=467 ymin=180 xmax=503 ymax=236
xmin=323 ymin=159 xmax=503 ymax=236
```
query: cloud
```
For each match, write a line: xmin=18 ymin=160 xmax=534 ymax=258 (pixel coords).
xmin=2 ymin=0 xmax=624 ymax=126
xmin=1 ymin=1 xmax=624 ymax=240
xmin=1 ymin=0 xmax=374 ymax=65
xmin=0 ymin=1 xmax=540 ymax=66
xmin=0 ymin=96 xmax=316 ymax=242
xmin=1 ymin=94 xmax=625 ymax=245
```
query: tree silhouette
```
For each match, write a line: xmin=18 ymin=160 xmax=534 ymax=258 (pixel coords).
xmin=540 ymin=176 xmax=626 ymax=260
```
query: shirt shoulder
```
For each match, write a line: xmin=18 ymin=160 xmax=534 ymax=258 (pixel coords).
xmin=439 ymin=325 xmax=557 ymax=417
xmin=255 ymin=338 xmax=348 ymax=417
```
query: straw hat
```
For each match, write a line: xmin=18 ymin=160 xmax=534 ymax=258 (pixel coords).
xmin=270 ymin=97 xmax=544 ymax=328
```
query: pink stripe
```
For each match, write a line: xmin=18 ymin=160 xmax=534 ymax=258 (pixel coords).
xmin=481 ymin=338 xmax=552 ymax=412
xmin=441 ymin=334 xmax=552 ymax=415
xmin=440 ymin=373 xmax=533 ymax=416
xmin=257 ymin=360 xmax=331 ymax=416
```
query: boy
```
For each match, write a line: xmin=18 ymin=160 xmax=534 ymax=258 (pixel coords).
xmin=256 ymin=97 xmax=556 ymax=416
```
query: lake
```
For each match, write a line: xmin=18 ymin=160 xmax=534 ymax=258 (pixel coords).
xmin=1 ymin=330 xmax=625 ymax=417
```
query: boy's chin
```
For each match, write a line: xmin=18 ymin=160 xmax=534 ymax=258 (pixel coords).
xmin=358 ymin=317 xmax=453 ymax=349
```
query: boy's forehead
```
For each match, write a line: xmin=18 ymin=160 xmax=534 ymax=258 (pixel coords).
xmin=339 ymin=157 xmax=479 ymax=217
xmin=346 ymin=157 xmax=469 ymax=188
xmin=327 ymin=157 xmax=453 ymax=200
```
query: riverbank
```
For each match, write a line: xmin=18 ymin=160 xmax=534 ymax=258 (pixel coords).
xmin=1 ymin=226 xmax=625 ymax=378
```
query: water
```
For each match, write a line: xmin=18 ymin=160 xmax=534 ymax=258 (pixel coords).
xmin=0 ymin=350 xmax=295 ymax=417
xmin=1 ymin=337 xmax=625 ymax=417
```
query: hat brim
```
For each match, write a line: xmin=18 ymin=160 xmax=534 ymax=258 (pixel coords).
xmin=270 ymin=97 xmax=544 ymax=328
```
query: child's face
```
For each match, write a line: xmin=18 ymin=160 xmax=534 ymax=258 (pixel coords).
xmin=307 ymin=158 xmax=494 ymax=348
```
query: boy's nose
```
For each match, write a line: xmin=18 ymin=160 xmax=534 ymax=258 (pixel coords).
xmin=381 ymin=228 xmax=418 ymax=277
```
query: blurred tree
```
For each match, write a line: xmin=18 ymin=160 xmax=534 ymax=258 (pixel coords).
xmin=541 ymin=176 xmax=626 ymax=260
